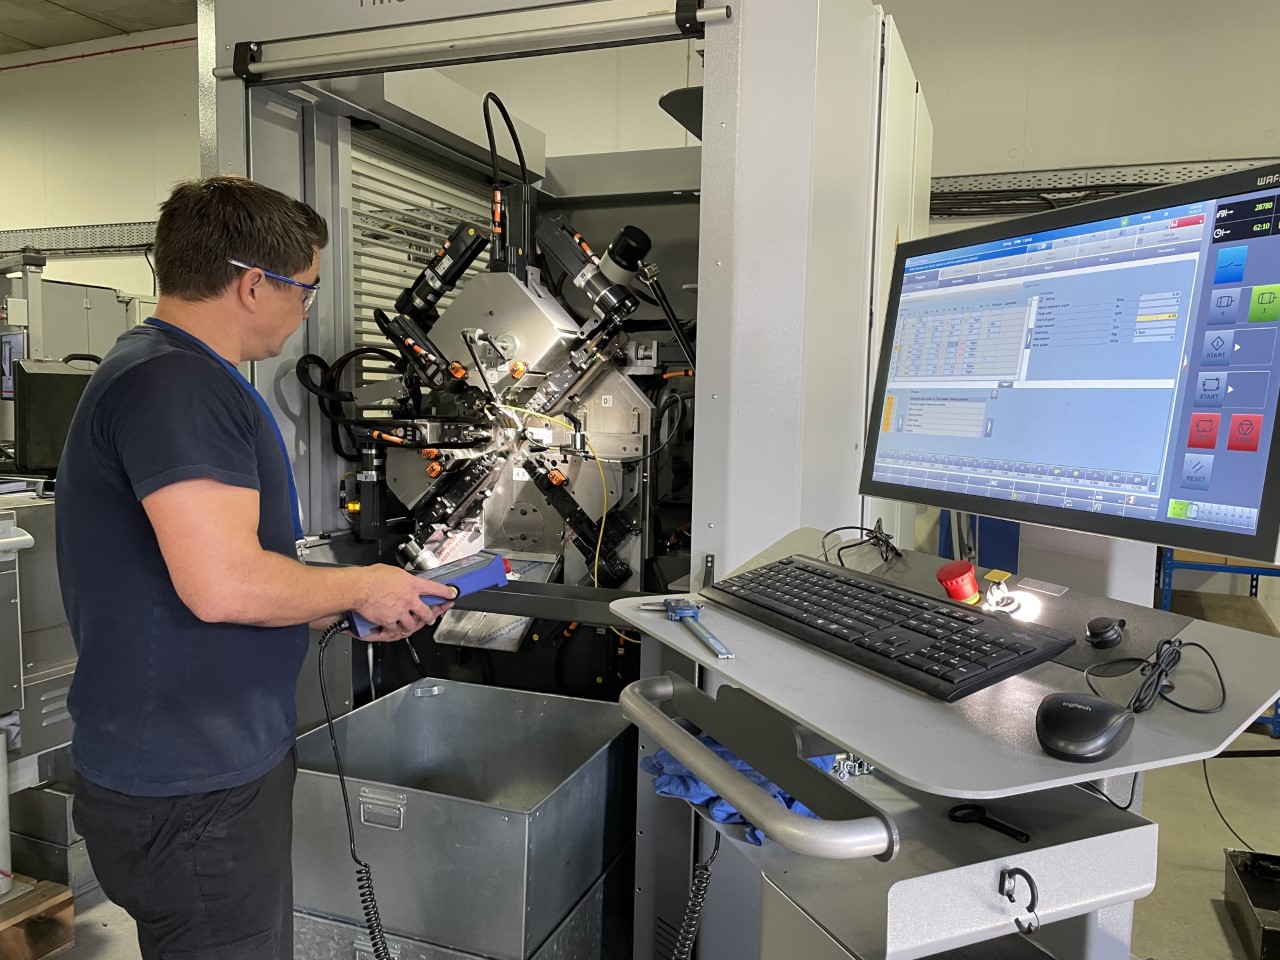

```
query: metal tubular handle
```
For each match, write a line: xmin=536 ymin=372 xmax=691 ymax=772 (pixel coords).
xmin=621 ymin=677 xmax=893 ymax=860
xmin=0 ymin=527 xmax=33 ymax=555
xmin=212 ymin=8 xmax=733 ymax=81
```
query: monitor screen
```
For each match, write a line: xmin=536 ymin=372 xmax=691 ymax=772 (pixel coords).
xmin=862 ymin=164 xmax=1280 ymax=562
xmin=0 ymin=331 xmax=25 ymax=401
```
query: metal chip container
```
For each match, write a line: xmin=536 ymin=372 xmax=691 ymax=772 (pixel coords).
xmin=293 ymin=678 xmax=634 ymax=960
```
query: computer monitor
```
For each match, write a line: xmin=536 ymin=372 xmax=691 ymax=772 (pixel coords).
xmin=1 ymin=330 xmax=25 ymax=400
xmin=14 ymin=358 xmax=92 ymax=474
xmin=862 ymin=163 xmax=1280 ymax=562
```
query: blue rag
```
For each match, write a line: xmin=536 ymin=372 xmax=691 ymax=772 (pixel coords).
xmin=640 ymin=737 xmax=832 ymax=845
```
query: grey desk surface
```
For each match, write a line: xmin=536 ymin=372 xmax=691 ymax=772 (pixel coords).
xmin=611 ymin=528 xmax=1280 ymax=800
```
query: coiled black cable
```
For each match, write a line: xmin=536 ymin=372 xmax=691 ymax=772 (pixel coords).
xmin=673 ymin=832 xmax=721 ymax=960
xmin=319 ymin=622 xmax=392 ymax=960
xmin=1084 ymin=638 xmax=1227 ymax=715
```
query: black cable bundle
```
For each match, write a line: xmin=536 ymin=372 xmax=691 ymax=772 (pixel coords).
xmin=821 ymin=519 xmax=904 ymax=566
xmin=482 ymin=92 xmax=529 ymax=187
xmin=297 ymin=349 xmax=406 ymax=462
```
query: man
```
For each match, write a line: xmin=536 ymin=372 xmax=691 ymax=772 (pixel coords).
xmin=55 ymin=175 xmax=450 ymax=960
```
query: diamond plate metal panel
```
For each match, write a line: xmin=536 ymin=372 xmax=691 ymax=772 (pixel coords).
xmin=930 ymin=158 xmax=1280 ymax=219
xmin=0 ymin=221 xmax=156 ymax=255
xmin=932 ymin=159 xmax=1280 ymax=194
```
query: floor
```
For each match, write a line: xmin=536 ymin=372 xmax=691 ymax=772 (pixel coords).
xmin=1128 ymin=589 xmax=1280 ymax=960
xmin=51 ymin=592 xmax=1280 ymax=960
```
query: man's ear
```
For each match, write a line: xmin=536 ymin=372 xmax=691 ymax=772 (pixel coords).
xmin=235 ymin=269 xmax=262 ymax=312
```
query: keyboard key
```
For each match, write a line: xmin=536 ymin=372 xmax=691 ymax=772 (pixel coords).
xmin=1006 ymin=642 xmax=1035 ymax=656
xmin=924 ymin=662 xmax=949 ymax=677
xmin=943 ymin=663 xmax=988 ymax=683
xmin=899 ymin=654 xmax=931 ymax=671
xmin=978 ymin=651 xmax=1017 ymax=667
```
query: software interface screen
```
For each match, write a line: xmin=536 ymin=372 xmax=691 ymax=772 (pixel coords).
xmin=871 ymin=188 xmax=1280 ymax=536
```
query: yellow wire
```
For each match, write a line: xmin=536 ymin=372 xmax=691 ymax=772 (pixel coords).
xmin=494 ymin=404 xmax=639 ymax=645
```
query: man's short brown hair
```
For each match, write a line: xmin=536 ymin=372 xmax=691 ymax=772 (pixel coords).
xmin=154 ymin=175 xmax=329 ymax=301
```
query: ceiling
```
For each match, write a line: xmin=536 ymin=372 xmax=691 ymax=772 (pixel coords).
xmin=0 ymin=0 xmax=196 ymax=55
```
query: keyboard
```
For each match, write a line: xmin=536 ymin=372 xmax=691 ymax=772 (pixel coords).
xmin=701 ymin=555 xmax=1075 ymax=702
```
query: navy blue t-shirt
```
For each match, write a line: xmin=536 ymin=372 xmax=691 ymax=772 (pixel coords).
xmin=56 ymin=324 xmax=308 ymax=797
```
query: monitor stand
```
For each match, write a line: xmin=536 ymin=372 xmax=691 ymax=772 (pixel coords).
xmin=1018 ymin=526 xmax=1156 ymax=607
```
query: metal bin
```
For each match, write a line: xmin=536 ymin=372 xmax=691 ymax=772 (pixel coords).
xmin=293 ymin=677 xmax=634 ymax=960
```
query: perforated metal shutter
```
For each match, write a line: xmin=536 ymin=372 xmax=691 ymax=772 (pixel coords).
xmin=350 ymin=134 xmax=490 ymax=388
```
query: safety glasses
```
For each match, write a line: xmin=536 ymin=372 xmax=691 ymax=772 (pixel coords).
xmin=227 ymin=258 xmax=319 ymax=312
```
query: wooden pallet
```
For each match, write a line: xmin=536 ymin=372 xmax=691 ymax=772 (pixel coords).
xmin=0 ymin=875 xmax=75 ymax=960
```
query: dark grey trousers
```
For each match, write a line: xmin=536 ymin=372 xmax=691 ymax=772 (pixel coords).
xmin=73 ymin=750 xmax=295 ymax=960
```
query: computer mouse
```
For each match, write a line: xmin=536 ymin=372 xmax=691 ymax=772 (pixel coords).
xmin=1036 ymin=693 xmax=1134 ymax=763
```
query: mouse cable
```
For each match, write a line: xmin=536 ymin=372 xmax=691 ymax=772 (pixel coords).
xmin=1079 ymin=772 xmax=1140 ymax=811
xmin=1081 ymin=761 xmax=1259 ymax=852
xmin=1083 ymin=638 xmax=1226 ymax=715
xmin=1203 ymin=759 xmax=1256 ymax=852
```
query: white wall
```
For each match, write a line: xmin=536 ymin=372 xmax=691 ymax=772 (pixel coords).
xmin=888 ymin=0 xmax=1280 ymax=601
xmin=0 ymin=26 xmax=199 ymax=295
xmin=438 ymin=41 xmax=702 ymax=157
xmin=881 ymin=0 xmax=1280 ymax=176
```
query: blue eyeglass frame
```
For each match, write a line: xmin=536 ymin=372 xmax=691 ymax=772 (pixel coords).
xmin=227 ymin=258 xmax=319 ymax=311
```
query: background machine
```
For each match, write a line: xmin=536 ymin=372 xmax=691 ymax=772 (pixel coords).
xmin=208 ymin=3 xmax=933 ymax=960
xmin=295 ymin=151 xmax=697 ymax=695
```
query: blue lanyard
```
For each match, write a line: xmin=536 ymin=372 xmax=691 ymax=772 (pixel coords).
xmin=143 ymin=319 xmax=306 ymax=548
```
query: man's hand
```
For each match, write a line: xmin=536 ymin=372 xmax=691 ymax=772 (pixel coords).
xmin=351 ymin=565 xmax=456 ymax=641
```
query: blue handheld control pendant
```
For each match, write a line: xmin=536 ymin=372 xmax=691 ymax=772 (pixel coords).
xmin=348 ymin=551 xmax=510 ymax=638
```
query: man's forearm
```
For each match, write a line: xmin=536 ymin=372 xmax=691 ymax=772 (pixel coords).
xmin=200 ymin=551 xmax=369 ymax=628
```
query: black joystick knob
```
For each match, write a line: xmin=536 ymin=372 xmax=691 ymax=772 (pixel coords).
xmin=1086 ymin=616 xmax=1126 ymax=649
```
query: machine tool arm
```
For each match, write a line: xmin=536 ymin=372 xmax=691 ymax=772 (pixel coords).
xmin=524 ymin=458 xmax=634 ymax=587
